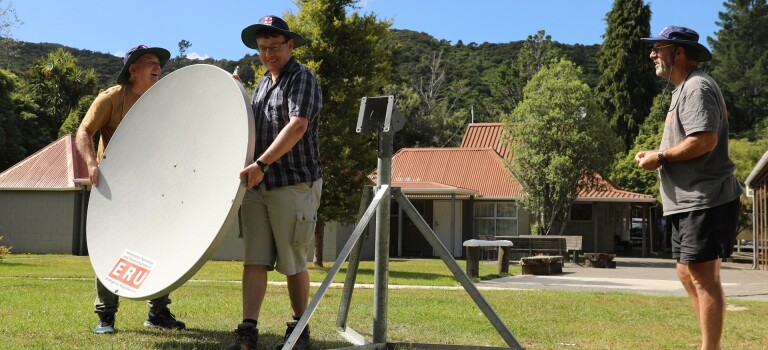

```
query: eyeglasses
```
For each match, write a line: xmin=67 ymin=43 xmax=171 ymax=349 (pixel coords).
xmin=257 ymin=40 xmax=289 ymax=55
xmin=140 ymin=60 xmax=161 ymax=68
xmin=651 ymin=44 xmax=675 ymax=54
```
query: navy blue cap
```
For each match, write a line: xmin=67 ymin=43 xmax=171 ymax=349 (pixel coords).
xmin=641 ymin=25 xmax=711 ymax=62
xmin=116 ymin=45 xmax=170 ymax=84
xmin=241 ymin=15 xmax=306 ymax=50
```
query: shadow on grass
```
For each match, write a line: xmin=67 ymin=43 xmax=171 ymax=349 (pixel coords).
xmin=139 ymin=327 xmax=351 ymax=349
xmin=343 ymin=268 xmax=448 ymax=282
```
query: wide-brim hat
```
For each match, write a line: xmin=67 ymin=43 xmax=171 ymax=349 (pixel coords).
xmin=116 ymin=45 xmax=171 ymax=84
xmin=641 ymin=25 xmax=711 ymax=62
xmin=241 ymin=15 xmax=306 ymax=50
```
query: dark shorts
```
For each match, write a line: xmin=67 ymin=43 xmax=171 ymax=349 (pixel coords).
xmin=670 ymin=198 xmax=740 ymax=264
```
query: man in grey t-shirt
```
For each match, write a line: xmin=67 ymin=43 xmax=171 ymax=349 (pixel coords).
xmin=635 ymin=26 xmax=742 ymax=350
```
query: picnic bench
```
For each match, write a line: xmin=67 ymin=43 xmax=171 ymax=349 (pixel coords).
xmin=584 ymin=253 xmax=616 ymax=268
xmin=495 ymin=235 xmax=565 ymax=256
xmin=462 ymin=239 xmax=513 ymax=277
xmin=520 ymin=255 xmax=564 ymax=275
xmin=496 ymin=235 xmax=583 ymax=262
xmin=535 ymin=235 xmax=584 ymax=263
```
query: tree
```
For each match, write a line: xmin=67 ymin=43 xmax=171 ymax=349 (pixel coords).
xmin=285 ymin=0 xmax=392 ymax=266
xmin=729 ymin=137 xmax=768 ymax=236
xmin=177 ymin=39 xmax=191 ymax=59
xmin=481 ymin=30 xmax=561 ymax=121
xmin=482 ymin=59 xmax=525 ymax=117
xmin=708 ymin=0 xmax=768 ymax=134
xmin=0 ymin=0 xmax=22 ymax=62
xmin=595 ymin=0 xmax=657 ymax=151
xmin=516 ymin=30 xmax=561 ymax=81
xmin=20 ymin=48 xmax=98 ymax=141
xmin=610 ymin=93 xmax=666 ymax=196
xmin=0 ymin=68 xmax=24 ymax=170
xmin=503 ymin=59 xmax=621 ymax=236
xmin=0 ymin=68 xmax=48 ymax=171
xmin=58 ymin=94 xmax=95 ymax=136
xmin=385 ymin=51 xmax=470 ymax=150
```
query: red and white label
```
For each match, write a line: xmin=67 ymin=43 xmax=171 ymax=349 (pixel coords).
xmin=109 ymin=258 xmax=150 ymax=288
xmin=106 ymin=249 xmax=156 ymax=291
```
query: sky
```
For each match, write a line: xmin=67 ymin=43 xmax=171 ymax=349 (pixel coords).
xmin=8 ymin=1 xmax=726 ymax=61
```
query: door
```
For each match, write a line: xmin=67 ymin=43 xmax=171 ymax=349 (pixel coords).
xmin=433 ymin=200 xmax=462 ymax=257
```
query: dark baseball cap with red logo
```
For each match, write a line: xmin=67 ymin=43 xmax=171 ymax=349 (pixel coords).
xmin=241 ymin=15 xmax=306 ymax=50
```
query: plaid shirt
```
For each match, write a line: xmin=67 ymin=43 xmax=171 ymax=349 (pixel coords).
xmin=251 ymin=56 xmax=322 ymax=190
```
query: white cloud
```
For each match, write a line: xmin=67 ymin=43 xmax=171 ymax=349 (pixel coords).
xmin=187 ymin=52 xmax=211 ymax=60
xmin=112 ymin=50 xmax=125 ymax=58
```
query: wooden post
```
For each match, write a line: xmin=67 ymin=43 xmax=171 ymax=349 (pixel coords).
xmin=466 ymin=246 xmax=480 ymax=277
xmin=497 ymin=246 xmax=511 ymax=274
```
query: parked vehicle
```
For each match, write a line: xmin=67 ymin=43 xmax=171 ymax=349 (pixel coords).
xmin=630 ymin=222 xmax=644 ymax=245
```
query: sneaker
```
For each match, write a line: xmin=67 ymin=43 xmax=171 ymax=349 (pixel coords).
xmin=276 ymin=320 xmax=310 ymax=350
xmin=94 ymin=314 xmax=116 ymax=334
xmin=144 ymin=308 xmax=186 ymax=330
xmin=226 ymin=322 xmax=259 ymax=350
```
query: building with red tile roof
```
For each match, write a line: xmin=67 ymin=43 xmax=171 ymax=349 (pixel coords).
xmin=361 ymin=123 xmax=657 ymax=258
xmin=0 ymin=135 xmax=245 ymax=260
xmin=0 ymin=135 xmax=90 ymax=255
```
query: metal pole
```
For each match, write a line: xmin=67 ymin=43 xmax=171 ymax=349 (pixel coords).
xmin=337 ymin=186 xmax=374 ymax=330
xmin=373 ymin=131 xmax=393 ymax=343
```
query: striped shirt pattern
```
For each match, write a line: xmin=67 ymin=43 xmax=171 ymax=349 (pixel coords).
xmin=251 ymin=56 xmax=323 ymax=190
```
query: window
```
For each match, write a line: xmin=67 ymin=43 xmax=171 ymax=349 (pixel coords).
xmin=570 ymin=203 xmax=593 ymax=221
xmin=474 ymin=201 xmax=518 ymax=238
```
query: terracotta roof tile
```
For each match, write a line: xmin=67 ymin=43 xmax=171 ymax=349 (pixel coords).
xmin=373 ymin=123 xmax=655 ymax=202
xmin=460 ymin=122 xmax=512 ymax=159
xmin=371 ymin=147 xmax=525 ymax=198
xmin=0 ymin=135 xmax=88 ymax=190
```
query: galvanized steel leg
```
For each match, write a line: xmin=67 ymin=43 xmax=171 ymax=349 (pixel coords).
xmin=337 ymin=186 xmax=374 ymax=330
xmin=393 ymin=188 xmax=524 ymax=350
xmin=279 ymin=186 xmax=389 ymax=350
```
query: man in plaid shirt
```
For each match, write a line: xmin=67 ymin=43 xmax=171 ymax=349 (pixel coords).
xmin=227 ymin=15 xmax=322 ymax=350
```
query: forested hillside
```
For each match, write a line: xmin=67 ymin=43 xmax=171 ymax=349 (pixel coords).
xmin=0 ymin=29 xmax=600 ymax=92
xmin=0 ymin=29 xmax=600 ymax=170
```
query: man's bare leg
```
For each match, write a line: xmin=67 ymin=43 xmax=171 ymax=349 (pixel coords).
xmin=242 ymin=264 xmax=269 ymax=321
xmin=286 ymin=270 xmax=309 ymax=318
xmin=677 ymin=259 xmax=724 ymax=350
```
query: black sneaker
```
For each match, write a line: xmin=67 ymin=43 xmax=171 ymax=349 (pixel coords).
xmin=94 ymin=313 xmax=116 ymax=334
xmin=276 ymin=320 xmax=310 ymax=350
xmin=144 ymin=308 xmax=186 ymax=330
xmin=226 ymin=323 xmax=259 ymax=350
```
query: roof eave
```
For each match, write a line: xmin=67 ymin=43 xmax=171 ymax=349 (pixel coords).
xmin=745 ymin=151 xmax=768 ymax=187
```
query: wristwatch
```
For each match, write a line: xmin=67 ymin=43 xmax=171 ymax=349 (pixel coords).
xmin=256 ymin=159 xmax=270 ymax=173
xmin=657 ymin=151 xmax=667 ymax=165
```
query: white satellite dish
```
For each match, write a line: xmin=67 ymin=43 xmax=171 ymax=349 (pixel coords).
xmin=86 ymin=64 xmax=254 ymax=300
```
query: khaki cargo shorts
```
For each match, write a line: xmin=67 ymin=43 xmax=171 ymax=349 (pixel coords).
xmin=240 ymin=178 xmax=322 ymax=276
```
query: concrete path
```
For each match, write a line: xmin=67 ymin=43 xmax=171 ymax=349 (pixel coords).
xmin=476 ymin=257 xmax=768 ymax=302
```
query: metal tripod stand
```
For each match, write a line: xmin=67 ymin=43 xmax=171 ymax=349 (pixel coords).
xmin=280 ymin=96 xmax=524 ymax=350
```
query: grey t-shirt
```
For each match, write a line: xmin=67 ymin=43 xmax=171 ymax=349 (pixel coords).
xmin=658 ymin=68 xmax=743 ymax=215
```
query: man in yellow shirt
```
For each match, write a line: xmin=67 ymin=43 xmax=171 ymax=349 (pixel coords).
xmin=76 ymin=44 xmax=186 ymax=334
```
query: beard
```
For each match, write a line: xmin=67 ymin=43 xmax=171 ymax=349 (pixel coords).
xmin=655 ymin=58 xmax=672 ymax=79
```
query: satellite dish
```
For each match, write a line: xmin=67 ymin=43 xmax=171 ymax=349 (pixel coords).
xmin=86 ymin=64 xmax=254 ymax=300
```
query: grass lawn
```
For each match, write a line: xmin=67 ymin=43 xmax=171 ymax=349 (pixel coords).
xmin=0 ymin=254 xmax=766 ymax=349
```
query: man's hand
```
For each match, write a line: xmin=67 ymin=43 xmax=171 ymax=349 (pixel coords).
xmin=239 ymin=162 xmax=264 ymax=188
xmin=87 ymin=164 xmax=100 ymax=187
xmin=635 ymin=150 xmax=661 ymax=171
